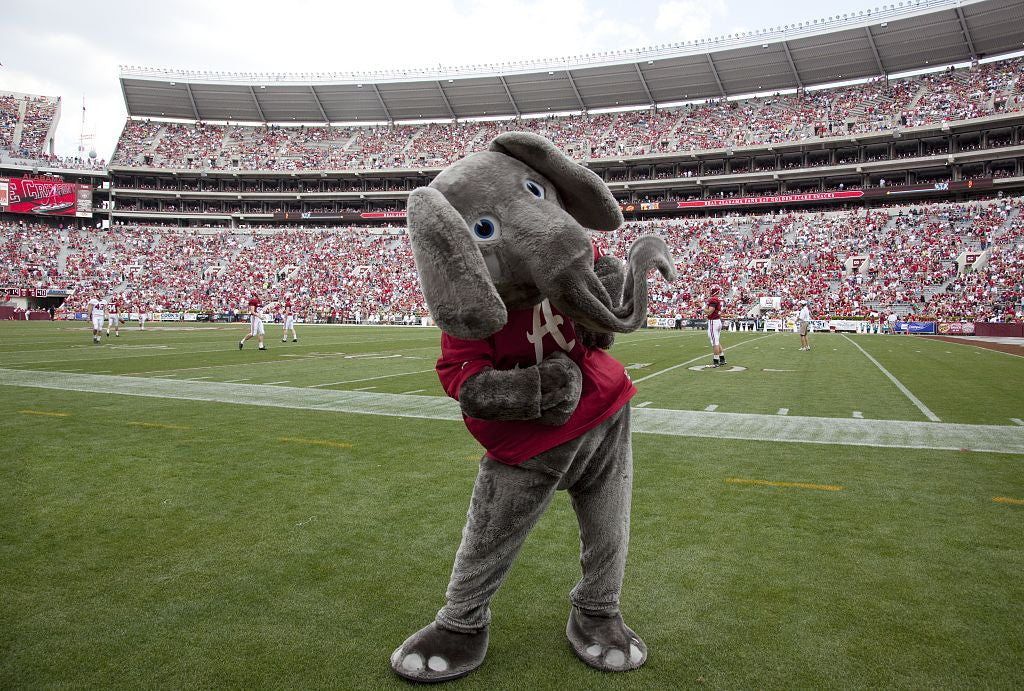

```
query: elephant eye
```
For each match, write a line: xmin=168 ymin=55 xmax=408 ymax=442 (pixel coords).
xmin=472 ymin=217 xmax=500 ymax=241
xmin=524 ymin=179 xmax=545 ymax=199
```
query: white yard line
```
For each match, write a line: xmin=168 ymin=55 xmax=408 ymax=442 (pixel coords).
xmin=401 ymin=389 xmax=425 ymax=395
xmin=3 ymin=368 xmax=1022 ymax=454
xmin=853 ymin=411 xmax=864 ymax=419
xmin=777 ymin=408 xmax=789 ymax=416
xmin=222 ymin=378 xmax=252 ymax=383
xmin=635 ymin=401 xmax=652 ymax=408
xmin=632 ymin=334 xmax=771 ymax=383
xmin=308 ymin=368 xmax=436 ymax=388
xmin=704 ymin=404 xmax=719 ymax=412
xmin=352 ymin=386 xmax=377 ymax=391
xmin=841 ymin=335 xmax=941 ymax=422
xmin=263 ymin=380 xmax=291 ymax=385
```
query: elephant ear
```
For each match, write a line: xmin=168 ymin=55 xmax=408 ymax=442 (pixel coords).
xmin=407 ymin=186 xmax=507 ymax=340
xmin=489 ymin=132 xmax=623 ymax=232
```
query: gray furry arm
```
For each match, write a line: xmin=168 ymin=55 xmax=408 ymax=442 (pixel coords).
xmin=458 ymin=351 xmax=582 ymax=426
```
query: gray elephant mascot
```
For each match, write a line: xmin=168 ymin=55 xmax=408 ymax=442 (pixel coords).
xmin=390 ymin=132 xmax=675 ymax=682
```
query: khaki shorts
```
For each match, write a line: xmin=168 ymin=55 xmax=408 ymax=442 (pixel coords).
xmin=798 ymin=321 xmax=809 ymax=336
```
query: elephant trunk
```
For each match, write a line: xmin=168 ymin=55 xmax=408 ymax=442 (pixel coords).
xmin=532 ymin=232 xmax=676 ymax=335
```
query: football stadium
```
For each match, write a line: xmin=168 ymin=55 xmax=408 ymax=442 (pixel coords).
xmin=2 ymin=0 xmax=1023 ymax=687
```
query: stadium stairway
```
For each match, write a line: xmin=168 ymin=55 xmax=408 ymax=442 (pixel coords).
xmin=10 ymin=97 xmax=27 ymax=152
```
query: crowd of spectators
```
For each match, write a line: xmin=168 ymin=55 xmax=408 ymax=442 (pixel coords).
xmin=109 ymin=58 xmax=1023 ymax=171
xmin=3 ymin=194 xmax=1022 ymax=323
xmin=0 ymin=93 xmax=59 ymax=159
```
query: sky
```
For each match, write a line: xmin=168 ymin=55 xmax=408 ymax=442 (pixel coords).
xmin=1 ymin=0 xmax=895 ymax=160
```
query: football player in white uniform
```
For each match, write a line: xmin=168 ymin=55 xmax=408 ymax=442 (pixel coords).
xmin=239 ymin=293 xmax=267 ymax=351
xmin=87 ymin=293 xmax=106 ymax=344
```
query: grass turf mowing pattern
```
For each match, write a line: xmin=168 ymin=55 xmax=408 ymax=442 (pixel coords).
xmin=2 ymin=386 xmax=1023 ymax=688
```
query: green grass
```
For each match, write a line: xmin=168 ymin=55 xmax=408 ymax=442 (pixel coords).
xmin=1 ymin=321 xmax=1022 ymax=688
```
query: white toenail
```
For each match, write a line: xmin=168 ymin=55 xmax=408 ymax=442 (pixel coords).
xmin=605 ymin=648 xmax=626 ymax=667
xmin=630 ymin=643 xmax=643 ymax=664
xmin=427 ymin=656 xmax=449 ymax=672
xmin=586 ymin=644 xmax=602 ymax=657
xmin=401 ymin=653 xmax=425 ymax=672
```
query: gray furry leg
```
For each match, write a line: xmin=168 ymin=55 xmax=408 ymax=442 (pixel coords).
xmin=391 ymin=456 xmax=559 ymax=682
xmin=438 ymin=456 xmax=561 ymax=630
xmin=562 ymin=406 xmax=647 ymax=671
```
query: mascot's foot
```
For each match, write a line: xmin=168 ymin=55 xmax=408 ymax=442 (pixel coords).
xmin=390 ymin=621 xmax=488 ymax=683
xmin=566 ymin=606 xmax=647 ymax=672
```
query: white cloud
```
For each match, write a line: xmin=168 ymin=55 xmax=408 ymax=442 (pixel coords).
xmin=654 ymin=0 xmax=728 ymax=41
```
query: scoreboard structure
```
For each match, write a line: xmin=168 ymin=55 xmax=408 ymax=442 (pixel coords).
xmin=0 ymin=176 xmax=93 ymax=218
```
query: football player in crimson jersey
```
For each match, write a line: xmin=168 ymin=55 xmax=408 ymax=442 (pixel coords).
xmin=281 ymin=297 xmax=298 ymax=343
xmin=705 ymin=285 xmax=726 ymax=367
xmin=239 ymin=293 xmax=267 ymax=350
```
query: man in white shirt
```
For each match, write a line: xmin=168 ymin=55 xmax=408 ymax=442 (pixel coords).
xmin=87 ymin=293 xmax=106 ymax=344
xmin=798 ymin=300 xmax=812 ymax=351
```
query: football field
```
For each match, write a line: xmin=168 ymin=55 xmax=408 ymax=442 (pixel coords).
xmin=2 ymin=321 xmax=1022 ymax=688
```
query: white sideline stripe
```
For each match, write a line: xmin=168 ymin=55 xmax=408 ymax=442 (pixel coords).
xmin=222 ymin=378 xmax=251 ymax=383
xmin=353 ymin=386 xmax=377 ymax=391
xmin=853 ymin=411 xmax=864 ymax=419
xmin=777 ymin=408 xmax=789 ymax=416
xmin=3 ymin=368 xmax=1022 ymax=454
xmin=308 ymin=368 xmax=435 ymax=388
xmin=705 ymin=404 xmax=719 ymax=412
xmin=841 ymin=335 xmax=941 ymax=422
xmin=632 ymin=334 xmax=771 ymax=383
xmin=264 ymin=380 xmax=290 ymax=385
xmin=401 ymin=389 xmax=425 ymax=395
xmin=188 ymin=376 xmax=214 ymax=380
xmin=635 ymin=401 xmax=652 ymax=408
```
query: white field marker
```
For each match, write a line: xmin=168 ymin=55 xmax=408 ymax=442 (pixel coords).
xmin=632 ymin=334 xmax=772 ymax=383
xmin=705 ymin=404 xmax=719 ymax=412
xmin=353 ymin=386 xmax=377 ymax=391
xmin=1012 ymin=418 xmax=1024 ymax=426
xmin=222 ymin=378 xmax=251 ymax=383
xmin=853 ymin=411 xmax=864 ymax=419
xmin=188 ymin=376 xmax=213 ymax=380
xmin=841 ymin=335 xmax=940 ymax=422
xmin=308 ymin=368 xmax=436 ymax=388
xmin=777 ymin=408 xmax=789 ymax=415
xmin=264 ymin=380 xmax=290 ymax=385
xmin=636 ymin=401 xmax=652 ymax=408
xmin=401 ymin=389 xmax=425 ymax=395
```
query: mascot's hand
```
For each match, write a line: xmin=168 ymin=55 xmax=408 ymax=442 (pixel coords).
xmin=536 ymin=351 xmax=583 ymax=426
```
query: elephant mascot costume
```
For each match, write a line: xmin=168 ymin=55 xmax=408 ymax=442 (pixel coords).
xmin=390 ymin=132 xmax=675 ymax=682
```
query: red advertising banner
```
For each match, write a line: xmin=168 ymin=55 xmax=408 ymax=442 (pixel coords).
xmin=0 ymin=177 xmax=93 ymax=218
xmin=938 ymin=322 xmax=976 ymax=335
xmin=622 ymin=190 xmax=865 ymax=213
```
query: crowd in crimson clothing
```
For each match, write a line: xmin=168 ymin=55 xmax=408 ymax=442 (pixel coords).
xmin=109 ymin=58 xmax=1023 ymax=171
xmin=4 ymin=195 xmax=1023 ymax=323
xmin=0 ymin=93 xmax=58 ymax=159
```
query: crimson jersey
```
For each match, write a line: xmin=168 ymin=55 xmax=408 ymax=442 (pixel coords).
xmin=707 ymin=296 xmax=721 ymax=320
xmin=436 ymin=299 xmax=636 ymax=466
xmin=248 ymin=297 xmax=261 ymax=313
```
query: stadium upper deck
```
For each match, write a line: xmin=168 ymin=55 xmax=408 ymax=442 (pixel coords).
xmin=118 ymin=0 xmax=1023 ymax=124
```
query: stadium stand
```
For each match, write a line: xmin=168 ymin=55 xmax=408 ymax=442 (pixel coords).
xmin=109 ymin=58 xmax=1023 ymax=171
xmin=5 ymin=196 xmax=1021 ymax=323
xmin=0 ymin=92 xmax=59 ymax=159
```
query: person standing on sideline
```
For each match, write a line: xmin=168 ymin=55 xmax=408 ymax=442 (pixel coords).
xmin=281 ymin=297 xmax=298 ymax=343
xmin=798 ymin=299 xmax=812 ymax=351
xmin=138 ymin=301 xmax=147 ymax=330
xmin=87 ymin=292 xmax=106 ymax=344
xmin=239 ymin=293 xmax=267 ymax=351
xmin=705 ymin=285 xmax=726 ymax=367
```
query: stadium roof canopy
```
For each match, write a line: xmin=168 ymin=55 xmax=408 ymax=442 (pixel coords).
xmin=119 ymin=0 xmax=1024 ymax=124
